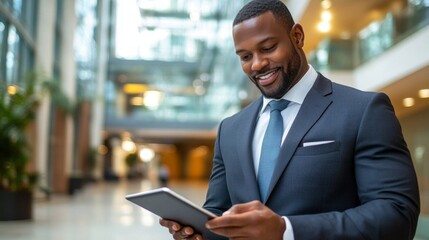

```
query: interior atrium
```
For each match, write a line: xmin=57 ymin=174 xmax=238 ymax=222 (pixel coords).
xmin=1 ymin=0 xmax=429 ymax=239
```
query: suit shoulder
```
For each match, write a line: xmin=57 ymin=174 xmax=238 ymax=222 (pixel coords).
xmin=330 ymin=81 xmax=387 ymax=100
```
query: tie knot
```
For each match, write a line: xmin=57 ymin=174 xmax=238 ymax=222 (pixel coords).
xmin=268 ymin=99 xmax=289 ymax=112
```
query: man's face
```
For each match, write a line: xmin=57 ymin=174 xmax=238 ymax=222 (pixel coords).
xmin=233 ymin=12 xmax=302 ymax=99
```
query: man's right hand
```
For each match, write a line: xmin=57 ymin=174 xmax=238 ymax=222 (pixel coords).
xmin=159 ymin=218 xmax=203 ymax=240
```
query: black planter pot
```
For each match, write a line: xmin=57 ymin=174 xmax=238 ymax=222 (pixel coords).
xmin=0 ymin=190 xmax=33 ymax=221
xmin=68 ymin=176 xmax=84 ymax=195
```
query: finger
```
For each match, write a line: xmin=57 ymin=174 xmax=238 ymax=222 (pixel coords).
xmin=159 ymin=218 xmax=181 ymax=231
xmin=224 ymin=200 xmax=263 ymax=215
xmin=207 ymin=211 xmax=255 ymax=229
xmin=181 ymin=226 xmax=195 ymax=236
xmin=171 ymin=226 xmax=197 ymax=239
xmin=191 ymin=234 xmax=203 ymax=240
xmin=207 ymin=225 xmax=248 ymax=239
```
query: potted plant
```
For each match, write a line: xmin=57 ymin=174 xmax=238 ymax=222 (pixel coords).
xmin=125 ymin=152 xmax=139 ymax=179
xmin=0 ymin=72 xmax=42 ymax=220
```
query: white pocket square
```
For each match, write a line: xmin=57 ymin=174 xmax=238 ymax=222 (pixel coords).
xmin=303 ymin=140 xmax=335 ymax=147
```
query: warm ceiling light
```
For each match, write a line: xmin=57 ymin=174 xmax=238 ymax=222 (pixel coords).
xmin=402 ymin=97 xmax=415 ymax=107
xmin=123 ymin=84 xmax=149 ymax=94
xmin=317 ymin=21 xmax=331 ymax=33
xmin=122 ymin=139 xmax=136 ymax=153
xmin=143 ymin=90 xmax=164 ymax=109
xmin=321 ymin=10 xmax=332 ymax=22
xmin=130 ymin=96 xmax=144 ymax=106
xmin=321 ymin=0 xmax=332 ymax=9
xmin=7 ymin=85 xmax=18 ymax=95
xmin=139 ymin=147 xmax=155 ymax=162
xmin=418 ymin=89 xmax=429 ymax=98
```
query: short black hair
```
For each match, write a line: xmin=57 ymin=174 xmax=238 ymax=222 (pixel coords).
xmin=233 ymin=0 xmax=295 ymax=30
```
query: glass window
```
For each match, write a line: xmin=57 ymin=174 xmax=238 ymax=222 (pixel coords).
xmin=0 ymin=20 xmax=6 ymax=82
xmin=13 ymin=0 xmax=22 ymax=17
xmin=6 ymin=25 xmax=19 ymax=84
xmin=75 ymin=0 xmax=98 ymax=100
xmin=106 ymin=0 xmax=250 ymax=126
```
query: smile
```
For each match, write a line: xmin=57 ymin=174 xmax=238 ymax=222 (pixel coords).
xmin=255 ymin=68 xmax=280 ymax=86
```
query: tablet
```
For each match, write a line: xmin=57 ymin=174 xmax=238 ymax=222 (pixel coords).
xmin=125 ymin=187 xmax=225 ymax=239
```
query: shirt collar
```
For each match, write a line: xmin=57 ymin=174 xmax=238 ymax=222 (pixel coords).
xmin=260 ymin=64 xmax=318 ymax=114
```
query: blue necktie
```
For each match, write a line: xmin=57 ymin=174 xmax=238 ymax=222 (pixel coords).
xmin=258 ymin=99 xmax=290 ymax=202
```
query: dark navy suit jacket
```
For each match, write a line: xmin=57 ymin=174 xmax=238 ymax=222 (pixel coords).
xmin=203 ymin=74 xmax=420 ymax=240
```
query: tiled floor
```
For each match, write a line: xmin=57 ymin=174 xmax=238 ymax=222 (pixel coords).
xmin=0 ymin=180 xmax=209 ymax=240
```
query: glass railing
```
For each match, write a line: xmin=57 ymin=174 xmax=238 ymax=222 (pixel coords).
xmin=104 ymin=0 xmax=251 ymax=129
xmin=309 ymin=2 xmax=429 ymax=71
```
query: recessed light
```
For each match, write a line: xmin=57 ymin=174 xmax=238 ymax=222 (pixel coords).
xmin=418 ymin=89 xmax=429 ymax=98
xmin=402 ymin=97 xmax=415 ymax=107
xmin=321 ymin=0 xmax=332 ymax=9
xmin=321 ymin=10 xmax=332 ymax=22
xmin=7 ymin=85 xmax=18 ymax=95
xmin=317 ymin=21 xmax=331 ymax=33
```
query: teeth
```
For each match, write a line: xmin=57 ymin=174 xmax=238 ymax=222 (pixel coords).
xmin=259 ymin=70 xmax=276 ymax=80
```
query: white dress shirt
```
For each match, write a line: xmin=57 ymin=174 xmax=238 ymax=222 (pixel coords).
xmin=251 ymin=65 xmax=318 ymax=240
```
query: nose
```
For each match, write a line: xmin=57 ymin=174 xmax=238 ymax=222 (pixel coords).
xmin=251 ymin=54 xmax=268 ymax=72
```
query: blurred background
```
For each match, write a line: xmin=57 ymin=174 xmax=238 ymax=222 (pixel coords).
xmin=0 ymin=0 xmax=428 ymax=239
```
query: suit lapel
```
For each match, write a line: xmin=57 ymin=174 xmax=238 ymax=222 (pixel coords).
xmin=235 ymin=97 xmax=263 ymax=201
xmin=266 ymin=74 xmax=333 ymax=202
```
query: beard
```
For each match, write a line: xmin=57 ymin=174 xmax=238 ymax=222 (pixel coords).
xmin=251 ymin=49 xmax=301 ymax=99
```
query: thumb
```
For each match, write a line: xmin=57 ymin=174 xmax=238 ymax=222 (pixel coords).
xmin=223 ymin=200 xmax=262 ymax=215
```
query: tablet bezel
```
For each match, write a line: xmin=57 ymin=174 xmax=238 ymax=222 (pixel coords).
xmin=125 ymin=187 xmax=224 ymax=239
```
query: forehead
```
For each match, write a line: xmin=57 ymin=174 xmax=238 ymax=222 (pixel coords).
xmin=233 ymin=12 xmax=288 ymax=49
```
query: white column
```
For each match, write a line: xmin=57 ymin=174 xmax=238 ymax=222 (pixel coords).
xmin=92 ymin=0 xmax=110 ymax=179
xmin=35 ymin=0 xmax=56 ymax=189
xmin=61 ymin=0 xmax=77 ymax=175
xmin=285 ymin=0 xmax=311 ymax=22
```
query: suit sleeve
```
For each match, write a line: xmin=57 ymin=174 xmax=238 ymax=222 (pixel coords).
xmin=203 ymin=120 xmax=233 ymax=216
xmin=288 ymin=93 xmax=420 ymax=240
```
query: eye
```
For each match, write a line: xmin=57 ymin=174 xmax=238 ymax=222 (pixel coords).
xmin=240 ymin=54 xmax=252 ymax=62
xmin=262 ymin=44 xmax=275 ymax=52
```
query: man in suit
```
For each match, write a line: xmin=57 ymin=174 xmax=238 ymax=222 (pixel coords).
xmin=160 ymin=0 xmax=420 ymax=239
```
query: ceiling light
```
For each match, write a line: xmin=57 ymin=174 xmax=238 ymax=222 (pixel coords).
xmin=122 ymin=139 xmax=136 ymax=152
xmin=321 ymin=0 xmax=332 ymax=9
xmin=7 ymin=85 xmax=18 ymax=95
xmin=143 ymin=90 xmax=164 ymax=109
xmin=123 ymin=84 xmax=149 ymax=94
xmin=402 ymin=97 xmax=415 ymax=107
xmin=418 ymin=89 xmax=429 ymax=98
xmin=130 ymin=96 xmax=144 ymax=106
xmin=139 ymin=147 xmax=155 ymax=162
xmin=317 ymin=21 xmax=331 ymax=33
xmin=321 ymin=10 xmax=332 ymax=22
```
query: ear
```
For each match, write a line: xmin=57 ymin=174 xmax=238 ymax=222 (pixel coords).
xmin=290 ymin=24 xmax=305 ymax=48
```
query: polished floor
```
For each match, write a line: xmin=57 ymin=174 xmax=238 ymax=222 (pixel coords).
xmin=1 ymin=179 xmax=428 ymax=240
xmin=0 ymin=179 xmax=209 ymax=240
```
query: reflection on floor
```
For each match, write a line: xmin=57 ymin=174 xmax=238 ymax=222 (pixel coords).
xmin=2 ymin=179 xmax=428 ymax=240
xmin=0 ymin=180 xmax=209 ymax=240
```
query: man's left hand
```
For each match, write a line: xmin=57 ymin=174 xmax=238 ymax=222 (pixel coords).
xmin=205 ymin=200 xmax=286 ymax=240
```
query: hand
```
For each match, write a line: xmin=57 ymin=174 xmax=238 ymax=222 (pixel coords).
xmin=205 ymin=201 xmax=286 ymax=240
xmin=159 ymin=218 xmax=204 ymax=240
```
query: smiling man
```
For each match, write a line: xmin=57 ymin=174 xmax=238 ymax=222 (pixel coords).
xmin=160 ymin=0 xmax=420 ymax=239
